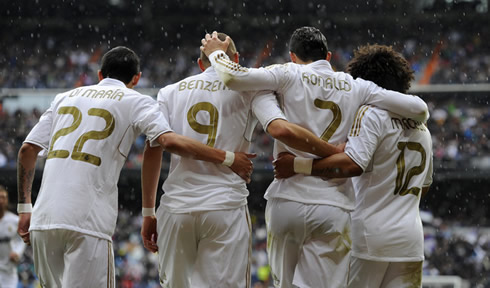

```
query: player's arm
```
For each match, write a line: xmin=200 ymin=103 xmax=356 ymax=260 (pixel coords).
xmin=140 ymin=142 xmax=163 ymax=253
xmin=273 ymin=152 xmax=362 ymax=179
xmin=17 ymin=142 xmax=43 ymax=245
xmin=362 ymin=81 xmax=429 ymax=122
xmin=267 ymin=119 xmax=341 ymax=157
xmin=156 ymin=132 xmax=255 ymax=183
xmin=252 ymin=92 xmax=341 ymax=158
xmin=201 ymin=32 xmax=283 ymax=92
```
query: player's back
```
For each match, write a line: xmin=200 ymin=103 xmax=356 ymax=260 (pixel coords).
xmin=28 ymin=78 xmax=168 ymax=240
xmin=158 ymin=67 xmax=256 ymax=213
xmin=349 ymin=105 xmax=432 ymax=261
xmin=266 ymin=60 xmax=386 ymax=209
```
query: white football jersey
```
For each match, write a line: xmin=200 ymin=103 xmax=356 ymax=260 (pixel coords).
xmin=209 ymin=51 xmax=429 ymax=210
xmin=25 ymin=78 xmax=173 ymax=241
xmin=345 ymin=105 xmax=433 ymax=262
xmin=157 ymin=67 xmax=286 ymax=213
xmin=0 ymin=211 xmax=25 ymax=274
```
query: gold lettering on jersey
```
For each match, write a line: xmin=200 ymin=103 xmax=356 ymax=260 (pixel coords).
xmin=178 ymin=80 xmax=227 ymax=92
xmin=68 ymin=88 xmax=124 ymax=101
xmin=301 ymin=72 xmax=351 ymax=91
xmin=391 ymin=117 xmax=427 ymax=131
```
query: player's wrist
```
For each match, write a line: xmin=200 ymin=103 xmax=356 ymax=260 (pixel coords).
xmin=17 ymin=203 xmax=32 ymax=214
xmin=142 ymin=207 xmax=155 ymax=217
xmin=222 ymin=151 xmax=235 ymax=167
xmin=293 ymin=157 xmax=313 ymax=175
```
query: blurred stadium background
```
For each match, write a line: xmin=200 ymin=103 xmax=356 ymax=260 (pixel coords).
xmin=1 ymin=0 xmax=489 ymax=287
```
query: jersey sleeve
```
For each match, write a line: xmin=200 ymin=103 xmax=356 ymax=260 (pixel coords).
xmin=208 ymin=50 xmax=288 ymax=92
xmin=359 ymin=79 xmax=429 ymax=122
xmin=251 ymin=91 xmax=287 ymax=131
xmin=133 ymin=95 xmax=173 ymax=147
xmin=24 ymin=98 xmax=56 ymax=157
xmin=344 ymin=106 xmax=382 ymax=171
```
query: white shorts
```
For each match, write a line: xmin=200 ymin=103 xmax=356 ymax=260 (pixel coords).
xmin=31 ymin=229 xmax=115 ymax=288
xmin=156 ymin=206 xmax=252 ymax=288
xmin=348 ymin=257 xmax=422 ymax=288
xmin=266 ymin=198 xmax=351 ymax=288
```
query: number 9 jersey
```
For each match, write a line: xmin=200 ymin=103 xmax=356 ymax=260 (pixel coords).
xmin=23 ymin=78 xmax=173 ymax=241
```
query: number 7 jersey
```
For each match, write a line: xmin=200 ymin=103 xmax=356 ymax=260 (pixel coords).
xmin=344 ymin=105 xmax=433 ymax=261
xmin=24 ymin=78 xmax=173 ymax=241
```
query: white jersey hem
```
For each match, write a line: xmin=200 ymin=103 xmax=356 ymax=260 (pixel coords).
xmin=265 ymin=195 xmax=354 ymax=211
xmin=29 ymin=224 xmax=112 ymax=242
xmin=352 ymin=251 xmax=424 ymax=262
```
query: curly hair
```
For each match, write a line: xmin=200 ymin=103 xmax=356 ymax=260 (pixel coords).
xmin=346 ymin=44 xmax=414 ymax=93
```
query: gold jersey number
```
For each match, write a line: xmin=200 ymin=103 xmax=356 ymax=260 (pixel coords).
xmin=394 ymin=141 xmax=426 ymax=197
xmin=47 ymin=106 xmax=115 ymax=166
xmin=314 ymin=99 xmax=342 ymax=141
xmin=187 ymin=102 xmax=219 ymax=147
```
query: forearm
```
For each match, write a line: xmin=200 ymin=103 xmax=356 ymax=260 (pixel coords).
xmin=268 ymin=120 xmax=340 ymax=157
xmin=158 ymin=132 xmax=226 ymax=164
xmin=141 ymin=143 xmax=163 ymax=209
xmin=310 ymin=153 xmax=362 ymax=178
xmin=17 ymin=143 xmax=41 ymax=204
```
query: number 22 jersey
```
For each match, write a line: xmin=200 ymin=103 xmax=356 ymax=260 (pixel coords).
xmin=24 ymin=78 xmax=173 ymax=241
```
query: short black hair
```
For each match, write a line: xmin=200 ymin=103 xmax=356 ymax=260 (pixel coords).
xmin=346 ymin=44 xmax=414 ymax=93
xmin=289 ymin=26 xmax=329 ymax=62
xmin=100 ymin=46 xmax=140 ymax=84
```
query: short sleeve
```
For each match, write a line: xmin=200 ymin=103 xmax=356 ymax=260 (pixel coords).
xmin=251 ymin=91 xmax=287 ymax=131
xmin=24 ymin=101 xmax=55 ymax=157
xmin=344 ymin=106 xmax=382 ymax=171
xmin=132 ymin=95 xmax=173 ymax=147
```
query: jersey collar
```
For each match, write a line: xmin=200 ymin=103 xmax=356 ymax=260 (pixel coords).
xmin=98 ymin=78 xmax=127 ymax=87
xmin=308 ymin=59 xmax=333 ymax=70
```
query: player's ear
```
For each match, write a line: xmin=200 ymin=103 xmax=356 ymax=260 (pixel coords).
xmin=326 ymin=52 xmax=332 ymax=62
xmin=98 ymin=70 xmax=104 ymax=81
xmin=198 ymin=58 xmax=206 ymax=72
xmin=233 ymin=52 xmax=239 ymax=64
xmin=129 ymin=72 xmax=141 ymax=88
xmin=289 ymin=52 xmax=297 ymax=63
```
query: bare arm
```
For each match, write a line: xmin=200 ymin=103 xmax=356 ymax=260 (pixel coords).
xmin=273 ymin=152 xmax=362 ymax=179
xmin=157 ymin=132 xmax=255 ymax=183
xmin=17 ymin=142 xmax=42 ymax=245
xmin=267 ymin=119 xmax=341 ymax=157
xmin=140 ymin=142 xmax=163 ymax=253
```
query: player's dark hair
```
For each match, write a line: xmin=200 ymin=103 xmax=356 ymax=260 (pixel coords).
xmin=289 ymin=26 xmax=329 ymax=62
xmin=346 ymin=44 xmax=414 ymax=93
xmin=100 ymin=46 xmax=140 ymax=84
xmin=200 ymin=32 xmax=237 ymax=67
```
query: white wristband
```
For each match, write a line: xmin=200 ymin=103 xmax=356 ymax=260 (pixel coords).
xmin=222 ymin=151 xmax=235 ymax=167
xmin=17 ymin=203 xmax=32 ymax=214
xmin=142 ymin=207 xmax=155 ymax=217
xmin=293 ymin=157 xmax=313 ymax=175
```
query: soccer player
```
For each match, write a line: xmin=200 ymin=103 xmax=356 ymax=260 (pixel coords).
xmin=16 ymin=46 xmax=254 ymax=288
xmin=274 ymin=44 xmax=433 ymax=288
xmin=0 ymin=186 xmax=25 ymax=288
xmin=201 ymin=28 xmax=429 ymax=288
xmin=141 ymin=32 xmax=342 ymax=288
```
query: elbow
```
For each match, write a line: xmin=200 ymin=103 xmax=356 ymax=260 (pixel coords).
xmin=158 ymin=133 xmax=180 ymax=151
xmin=18 ymin=143 xmax=41 ymax=160
xmin=267 ymin=120 xmax=293 ymax=141
xmin=345 ymin=162 xmax=363 ymax=177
